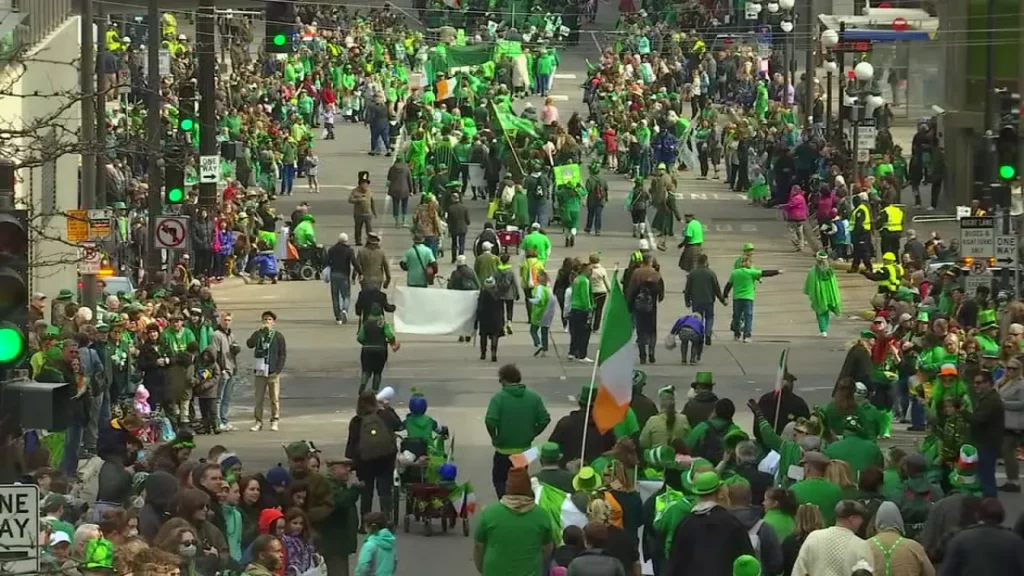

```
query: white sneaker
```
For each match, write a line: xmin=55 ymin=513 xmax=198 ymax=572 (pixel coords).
xmin=249 ymin=422 xmax=262 ymax=432
xmin=270 ymin=421 xmax=279 ymax=432
xmin=578 ymin=357 xmax=595 ymax=363
xmin=566 ymin=355 xmax=576 ymax=362
xmin=820 ymin=332 xmax=828 ymax=338
xmin=742 ymin=337 xmax=752 ymax=343
xmin=337 ymin=320 xmax=345 ymax=325
xmin=926 ymin=206 xmax=935 ymax=212
xmin=221 ymin=423 xmax=236 ymax=432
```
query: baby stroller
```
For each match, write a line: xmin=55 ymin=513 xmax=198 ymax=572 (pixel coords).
xmin=392 ymin=429 xmax=470 ymax=536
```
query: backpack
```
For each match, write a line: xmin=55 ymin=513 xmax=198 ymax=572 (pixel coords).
xmin=358 ymin=412 xmax=396 ymax=461
xmin=634 ymin=286 xmax=655 ymax=314
xmin=748 ymin=519 xmax=764 ymax=561
xmin=899 ymin=488 xmax=933 ymax=539
xmin=696 ymin=424 xmax=725 ymax=464
xmin=495 ymin=270 xmax=514 ymax=295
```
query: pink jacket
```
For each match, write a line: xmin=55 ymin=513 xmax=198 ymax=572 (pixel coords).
xmin=781 ymin=187 xmax=808 ymax=221
xmin=815 ymin=192 xmax=835 ymax=223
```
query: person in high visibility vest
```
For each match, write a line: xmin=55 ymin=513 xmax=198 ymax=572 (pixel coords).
xmin=861 ymin=252 xmax=904 ymax=294
xmin=105 ymin=27 xmax=123 ymax=52
xmin=849 ymin=195 xmax=874 ymax=274
xmin=877 ymin=200 xmax=904 ymax=256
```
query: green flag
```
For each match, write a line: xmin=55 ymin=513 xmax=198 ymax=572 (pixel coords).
xmin=495 ymin=108 xmax=539 ymax=138
xmin=554 ymin=164 xmax=582 ymax=186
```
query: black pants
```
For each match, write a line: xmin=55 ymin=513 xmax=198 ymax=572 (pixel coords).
xmin=492 ymin=452 xmax=512 ymax=497
xmin=198 ymin=397 xmax=218 ymax=432
xmin=880 ymin=230 xmax=901 ymax=256
xmin=480 ymin=334 xmax=499 ymax=359
xmin=450 ymin=233 xmax=466 ymax=261
xmin=851 ymin=238 xmax=873 ymax=271
xmin=359 ymin=463 xmax=394 ymax=519
xmin=568 ymin=309 xmax=592 ymax=359
xmin=503 ymin=300 xmax=514 ymax=324
xmin=354 ymin=215 xmax=373 ymax=244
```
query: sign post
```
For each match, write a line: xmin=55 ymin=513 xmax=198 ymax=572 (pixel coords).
xmin=0 ymin=484 xmax=40 ymax=575
xmin=153 ymin=215 xmax=190 ymax=251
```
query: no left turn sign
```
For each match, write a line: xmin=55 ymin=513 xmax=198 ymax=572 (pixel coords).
xmin=154 ymin=216 xmax=190 ymax=250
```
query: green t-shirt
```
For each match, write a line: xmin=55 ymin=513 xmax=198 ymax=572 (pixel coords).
xmin=474 ymin=502 xmax=552 ymax=576
xmin=728 ymin=267 xmax=764 ymax=301
xmin=790 ymin=477 xmax=844 ymax=525
xmin=403 ymin=244 xmax=437 ymax=288
xmin=685 ymin=219 xmax=704 ymax=244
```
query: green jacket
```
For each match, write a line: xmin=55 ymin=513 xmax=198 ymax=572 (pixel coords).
xmin=511 ymin=191 xmax=531 ymax=228
xmin=791 ymin=477 xmax=844 ymax=525
xmin=569 ymin=274 xmax=593 ymax=311
xmin=317 ymin=476 xmax=361 ymax=556
xmin=756 ymin=416 xmax=802 ymax=487
xmin=653 ymin=488 xmax=692 ymax=557
xmin=294 ymin=216 xmax=317 ymax=248
xmin=685 ymin=417 xmax=740 ymax=456
xmin=824 ymin=435 xmax=884 ymax=478
xmin=485 ymin=384 xmax=551 ymax=454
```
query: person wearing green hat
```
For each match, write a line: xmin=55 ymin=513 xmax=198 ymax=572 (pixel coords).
xmin=724 ymin=254 xmax=783 ymax=343
xmin=548 ymin=385 xmax=616 ymax=466
xmin=667 ymin=471 xmax=755 ymax=573
xmin=283 ymin=441 xmax=335 ymax=523
xmin=628 ymin=176 xmax=651 ymax=239
xmin=804 ymin=250 xmax=841 ymax=337
xmin=733 ymin=554 xmax=761 ymax=576
xmin=51 ymin=288 xmax=76 ymax=327
xmin=556 ymin=181 xmax=587 ymax=248
xmin=523 ymin=159 xmax=552 ymax=227
xmin=685 ymin=398 xmax=742 ymax=464
xmin=975 ymin=308 xmax=1000 ymax=355
xmin=572 ymin=466 xmax=602 ymax=493
xmin=824 ymin=415 xmax=884 ymax=477
xmin=733 ymin=243 xmax=755 ymax=269
xmin=535 ymin=442 xmax=574 ymax=493
xmin=80 ymin=538 xmax=115 ymax=574
xmin=584 ymin=162 xmax=608 ymax=235
xmin=629 ymin=369 xmax=658 ymax=431
xmin=683 ymin=372 xmax=718 ymax=426
xmin=521 ymin=222 xmax=552 ymax=265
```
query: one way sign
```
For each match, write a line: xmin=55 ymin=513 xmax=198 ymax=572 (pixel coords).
xmin=996 ymin=234 xmax=1018 ymax=267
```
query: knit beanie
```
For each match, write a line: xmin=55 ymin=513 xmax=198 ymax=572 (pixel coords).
xmin=266 ymin=464 xmax=291 ymax=488
xmin=956 ymin=444 xmax=978 ymax=486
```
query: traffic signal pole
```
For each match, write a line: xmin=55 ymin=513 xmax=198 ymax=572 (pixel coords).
xmin=95 ymin=0 xmax=107 ymax=209
xmin=145 ymin=0 xmax=163 ymax=280
xmin=197 ymin=0 xmax=218 ymax=209
xmin=80 ymin=0 xmax=98 ymax=313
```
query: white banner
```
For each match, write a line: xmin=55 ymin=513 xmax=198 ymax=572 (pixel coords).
xmin=394 ymin=286 xmax=478 ymax=335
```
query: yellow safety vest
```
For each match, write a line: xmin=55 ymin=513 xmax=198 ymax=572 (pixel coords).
xmin=105 ymin=30 xmax=122 ymax=52
xmin=880 ymin=264 xmax=904 ymax=291
xmin=854 ymin=204 xmax=872 ymax=231
xmin=882 ymin=205 xmax=904 ymax=232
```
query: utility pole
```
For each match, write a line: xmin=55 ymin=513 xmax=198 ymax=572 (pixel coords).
xmin=197 ymin=0 xmax=218 ymax=209
xmin=80 ymin=0 xmax=98 ymax=313
xmin=983 ymin=0 xmax=996 ymax=184
xmin=95 ymin=0 xmax=108 ymax=209
xmin=145 ymin=0 xmax=163 ymax=280
xmin=803 ymin=0 xmax=814 ymax=129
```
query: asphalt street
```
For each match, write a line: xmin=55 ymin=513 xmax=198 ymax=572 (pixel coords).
xmin=177 ymin=5 xmax=1024 ymax=573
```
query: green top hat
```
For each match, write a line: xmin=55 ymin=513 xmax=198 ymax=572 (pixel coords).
xmin=572 ymin=466 xmax=601 ymax=492
xmin=692 ymin=372 xmax=714 ymax=388
xmin=690 ymin=471 xmax=722 ymax=495
xmin=82 ymin=538 xmax=114 ymax=570
xmin=916 ymin=311 xmax=930 ymax=322
xmin=978 ymin=308 xmax=998 ymax=329
xmin=539 ymin=442 xmax=562 ymax=462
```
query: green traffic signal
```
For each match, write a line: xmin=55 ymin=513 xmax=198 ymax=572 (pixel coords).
xmin=179 ymin=118 xmax=194 ymax=131
xmin=167 ymin=187 xmax=184 ymax=204
xmin=273 ymin=34 xmax=287 ymax=46
xmin=1000 ymin=164 xmax=1017 ymax=180
xmin=0 ymin=323 xmax=24 ymax=365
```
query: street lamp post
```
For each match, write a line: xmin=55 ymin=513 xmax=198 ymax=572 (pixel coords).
xmin=770 ymin=0 xmax=796 ymax=109
xmin=849 ymin=61 xmax=882 ymax=184
xmin=821 ymin=29 xmax=839 ymax=139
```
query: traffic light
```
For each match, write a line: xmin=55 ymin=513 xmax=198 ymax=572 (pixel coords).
xmin=996 ymin=90 xmax=1021 ymax=181
xmin=0 ymin=163 xmax=28 ymax=376
xmin=164 ymin=144 xmax=185 ymax=205
xmin=265 ymin=1 xmax=295 ymax=54
xmin=177 ymin=81 xmax=196 ymax=133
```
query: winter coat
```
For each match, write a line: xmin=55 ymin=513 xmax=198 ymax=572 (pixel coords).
xmin=492 ymin=266 xmax=519 ymax=301
xmin=476 ymin=288 xmax=505 ymax=337
xmin=731 ymin=506 xmax=784 ymax=576
xmin=682 ymin=390 xmax=718 ymax=427
xmin=448 ymin=265 xmax=480 ymax=291
xmin=245 ymin=329 xmax=287 ymax=375
xmin=139 ymin=471 xmax=179 ymax=541
xmin=316 ymin=477 xmax=361 ymax=557
xmin=191 ymin=216 xmax=216 ymax=250
xmin=666 ymin=502 xmax=753 ymax=576
xmin=386 ymin=162 xmax=415 ymax=201
xmin=939 ymin=523 xmax=1024 ymax=576
xmin=355 ymin=529 xmax=397 ymax=576
xmin=290 ymin=467 xmax=335 ymax=523
xmin=780 ymin=187 xmax=808 ymax=221
xmin=968 ymin=388 xmax=1005 ymax=450
xmin=997 ymin=376 xmax=1024 ymax=431
xmin=548 ymin=408 xmax=615 ymax=466
xmin=484 ymin=383 xmax=550 ymax=454
xmin=566 ymin=550 xmax=626 ymax=576
xmin=446 ymin=202 xmax=471 ymax=235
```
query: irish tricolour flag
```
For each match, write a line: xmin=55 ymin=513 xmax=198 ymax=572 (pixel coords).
xmin=532 ymin=478 xmax=587 ymax=545
xmin=448 ymin=482 xmax=477 ymax=515
xmin=593 ymin=273 xmax=636 ymax=433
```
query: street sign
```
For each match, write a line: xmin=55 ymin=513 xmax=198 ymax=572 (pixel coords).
xmin=744 ymin=2 xmax=759 ymax=19
xmin=117 ymin=69 xmax=131 ymax=95
xmin=154 ymin=216 xmax=189 ymax=250
xmin=959 ymin=216 xmax=996 ymax=259
xmin=970 ymin=260 xmax=989 ymax=276
xmin=88 ymin=208 xmax=112 ymax=240
xmin=965 ymin=270 xmax=992 ymax=296
xmin=0 ymin=484 xmax=40 ymax=575
xmin=857 ymin=149 xmax=870 ymax=162
xmin=66 ymin=209 xmax=89 ymax=242
xmin=857 ymin=126 xmax=877 ymax=150
xmin=78 ymin=242 xmax=102 ymax=274
xmin=997 ymin=234 xmax=1018 ymax=267
xmin=199 ymin=155 xmax=219 ymax=184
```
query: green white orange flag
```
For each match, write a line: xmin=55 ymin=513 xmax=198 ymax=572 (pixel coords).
xmin=593 ymin=273 xmax=635 ymax=433
xmin=448 ymin=482 xmax=477 ymax=515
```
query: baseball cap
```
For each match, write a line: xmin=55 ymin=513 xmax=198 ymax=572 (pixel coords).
xmin=32 ymin=292 xmax=47 ymax=300
xmin=799 ymin=451 xmax=830 ymax=465
xmin=49 ymin=531 xmax=71 ymax=546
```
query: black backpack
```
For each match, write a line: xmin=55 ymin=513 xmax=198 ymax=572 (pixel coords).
xmin=696 ymin=424 xmax=726 ymax=464
xmin=634 ymin=286 xmax=655 ymax=314
xmin=358 ymin=412 xmax=395 ymax=461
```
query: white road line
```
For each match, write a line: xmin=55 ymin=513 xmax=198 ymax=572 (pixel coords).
xmin=590 ymin=31 xmax=602 ymax=52
xmin=553 ymin=73 xmax=577 ymax=79
xmin=549 ymin=94 xmax=570 ymax=101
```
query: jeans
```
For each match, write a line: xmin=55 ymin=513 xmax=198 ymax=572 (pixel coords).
xmin=536 ymin=73 xmax=551 ymax=94
xmin=731 ymin=299 xmax=754 ymax=338
xmin=692 ymin=302 xmax=715 ymax=343
xmin=83 ymin=394 xmax=104 ymax=452
xmin=530 ymin=325 xmax=550 ymax=350
xmin=359 ymin=464 xmax=394 ymax=518
xmin=492 ymin=452 xmax=513 ymax=497
xmin=568 ymin=309 xmax=592 ymax=359
xmin=977 ymin=443 xmax=998 ymax=498
xmin=281 ymin=163 xmax=296 ymax=195
xmin=528 ymin=198 xmax=549 ymax=227
xmin=450 ymin=233 xmax=466 ymax=260
xmin=218 ymin=372 xmax=242 ymax=426
xmin=61 ymin=423 xmax=83 ymax=477
xmin=330 ymin=273 xmax=352 ymax=320
xmin=424 ymin=236 xmax=438 ymax=257
xmin=391 ymin=196 xmax=408 ymax=221
xmin=369 ymin=124 xmax=390 ymax=153
xmin=586 ymin=204 xmax=604 ymax=232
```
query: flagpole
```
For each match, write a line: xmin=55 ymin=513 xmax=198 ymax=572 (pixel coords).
xmin=772 ymin=348 xmax=789 ymax=432
xmin=579 ymin=347 xmax=601 ymax=466
xmin=491 ymin=101 xmax=526 ymax=176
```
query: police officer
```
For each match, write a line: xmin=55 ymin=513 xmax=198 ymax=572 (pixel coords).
xmin=861 ymin=252 xmax=904 ymax=295
xmin=849 ymin=195 xmax=873 ymax=273
xmin=877 ymin=200 xmax=904 ymax=256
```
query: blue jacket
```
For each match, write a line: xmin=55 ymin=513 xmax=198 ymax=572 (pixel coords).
xmin=355 ymin=529 xmax=397 ymax=576
xmin=671 ymin=315 xmax=705 ymax=339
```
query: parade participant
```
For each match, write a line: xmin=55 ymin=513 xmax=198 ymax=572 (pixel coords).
xmin=320 ymin=456 xmax=360 ymax=576
xmin=639 ymin=386 xmax=690 ymax=452
xmin=627 ymin=254 xmax=663 ymax=364
xmin=473 ymin=467 xmax=552 ymax=576
xmin=677 ymin=213 xmax=704 ymax=272
xmin=522 ymin=223 xmax=552 ymax=265
xmin=790 ymin=452 xmax=845 ymax=526
xmin=724 ymin=256 xmax=783 ymax=343
xmin=584 ymin=162 xmax=608 ymax=235
xmin=684 ymin=254 xmax=726 ymax=347
xmin=686 ymin=398 xmax=741 ymax=464
xmin=825 ymin=416 xmax=884 ymax=478
xmin=557 ymin=182 xmax=586 ymax=248
xmin=356 ymin=303 xmax=401 ymax=392
xmin=550 ymin=385 xmax=616 ymax=467
xmin=567 ymin=263 xmax=594 ymax=362
xmin=804 ymin=251 xmax=842 ymax=337
xmin=476 ymin=277 xmax=505 ymax=362
xmin=484 ymin=364 xmax=550 ymax=497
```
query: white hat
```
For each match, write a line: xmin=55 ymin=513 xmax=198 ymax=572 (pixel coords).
xmin=339 ymin=233 xmax=349 ymax=243
xmin=456 ymin=255 xmax=467 ymax=265
xmin=530 ymin=222 xmax=541 ymax=230
xmin=898 ymin=313 xmax=913 ymax=324
xmin=481 ymin=241 xmax=493 ymax=250
xmin=50 ymin=531 xmax=71 ymax=546
xmin=854 ymin=382 xmax=868 ymax=397
xmin=376 ymin=386 xmax=395 ymax=402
